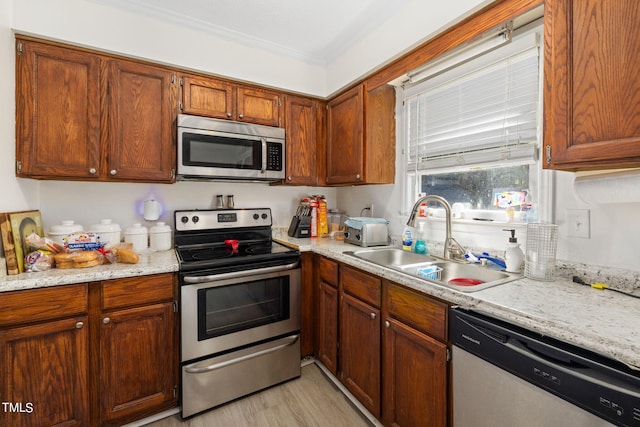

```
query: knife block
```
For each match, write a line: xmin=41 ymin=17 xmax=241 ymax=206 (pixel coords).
xmin=287 ymin=215 xmax=311 ymax=238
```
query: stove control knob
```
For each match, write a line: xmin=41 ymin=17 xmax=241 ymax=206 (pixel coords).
xmin=192 ymin=215 xmax=200 ymax=223
xmin=181 ymin=216 xmax=189 ymax=224
xmin=261 ymin=213 xmax=268 ymax=220
xmin=253 ymin=214 xmax=260 ymax=220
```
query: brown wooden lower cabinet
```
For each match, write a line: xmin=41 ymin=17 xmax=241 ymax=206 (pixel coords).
xmin=314 ymin=257 xmax=450 ymax=426
xmin=382 ymin=317 xmax=448 ymax=427
xmin=340 ymin=292 xmax=381 ymax=418
xmin=0 ymin=273 xmax=178 ymax=427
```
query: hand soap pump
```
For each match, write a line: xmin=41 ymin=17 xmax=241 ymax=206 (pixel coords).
xmin=503 ymin=229 xmax=524 ymax=273
xmin=414 ymin=222 xmax=427 ymax=255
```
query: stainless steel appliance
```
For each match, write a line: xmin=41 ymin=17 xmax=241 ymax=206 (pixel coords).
xmin=175 ymin=208 xmax=301 ymax=419
xmin=177 ymin=114 xmax=285 ymax=182
xmin=450 ymin=308 xmax=640 ymax=427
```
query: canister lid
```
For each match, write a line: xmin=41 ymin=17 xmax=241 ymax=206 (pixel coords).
xmin=149 ymin=221 xmax=171 ymax=233
xmin=124 ymin=223 xmax=148 ymax=235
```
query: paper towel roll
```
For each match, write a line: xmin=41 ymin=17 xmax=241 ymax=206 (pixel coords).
xmin=574 ymin=169 xmax=640 ymax=204
xmin=143 ymin=199 xmax=161 ymax=221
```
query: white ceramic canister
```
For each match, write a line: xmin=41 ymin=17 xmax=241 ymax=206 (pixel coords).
xmin=124 ymin=223 xmax=148 ymax=252
xmin=149 ymin=221 xmax=172 ymax=251
xmin=47 ymin=220 xmax=84 ymax=245
xmin=90 ymin=219 xmax=122 ymax=248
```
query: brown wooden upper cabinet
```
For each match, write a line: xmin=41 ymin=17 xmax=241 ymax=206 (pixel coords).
xmin=544 ymin=0 xmax=640 ymax=170
xmin=326 ymin=83 xmax=395 ymax=185
xmin=181 ymin=74 xmax=282 ymax=127
xmin=284 ymin=95 xmax=320 ymax=185
xmin=15 ymin=38 xmax=178 ymax=183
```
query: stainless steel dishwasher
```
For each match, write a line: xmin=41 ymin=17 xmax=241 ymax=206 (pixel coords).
xmin=450 ymin=308 xmax=640 ymax=427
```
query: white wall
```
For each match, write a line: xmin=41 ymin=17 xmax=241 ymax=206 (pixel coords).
xmin=326 ymin=0 xmax=492 ymax=95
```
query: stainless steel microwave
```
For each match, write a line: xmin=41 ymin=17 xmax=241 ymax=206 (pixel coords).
xmin=177 ymin=114 xmax=285 ymax=182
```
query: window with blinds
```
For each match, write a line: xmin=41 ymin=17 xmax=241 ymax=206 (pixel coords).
xmin=401 ymin=20 xmax=546 ymax=222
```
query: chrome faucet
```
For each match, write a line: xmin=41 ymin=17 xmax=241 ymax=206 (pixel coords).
xmin=407 ymin=195 xmax=466 ymax=260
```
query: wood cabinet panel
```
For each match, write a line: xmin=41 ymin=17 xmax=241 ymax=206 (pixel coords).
xmin=384 ymin=283 xmax=447 ymax=342
xmin=107 ymin=59 xmax=177 ymax=182
xmin=544 ymin=0 xmax=640 ymax=170
xmin=16 ymin=40 xmax=101 ymax=179
xmin=340 ymin=265 xmax=381 ymax=308
xmin=101 ymin=273 xmax=174 ymax=310
xmin=0 ymin=284 xmax=87 ymax=327
xmin=0 ymin=316 xmax=89 ymax=427
xmin=284 ymin=95 xmax=318 ymax=185
xmin=317 ymin=280 xmax=339 ymax=375
xmin=318 ymin=256 xmax=338 ymax=286
xmin=300 ymin=252 xmax=315 ymax=357
xmin=382 ymin=317 xmax=447 ymax=427
xmin=326 ymin=85 xmax=364 ymax=184
xmin=99 ymin=302 xmax=176 ymax=425
xmin=182 ymin=75 xmax=234 ymax=119
xmin=237 ymin=87 xmax=281 ymax=127
xmin=339 ymin=293 xmax=381 ymax=418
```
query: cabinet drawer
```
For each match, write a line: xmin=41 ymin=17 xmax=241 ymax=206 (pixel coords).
xmin=0 ymin=284 xmax=88 ymax=327
xmin=102 ymin=273 xmax=174 ymax=310
xmin=341 ymin=265 xmax=381 ymax=308
xmin=318 ymin=256 xmax=339 ymax=286
xmin=385 ymin=283 xmax=448 ymax=341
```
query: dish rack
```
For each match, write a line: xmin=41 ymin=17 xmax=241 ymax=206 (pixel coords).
xmin=416 ymin=265 xmax=442 ymax=281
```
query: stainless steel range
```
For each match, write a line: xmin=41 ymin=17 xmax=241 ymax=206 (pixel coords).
xmin=175 ymin=208 xmax=301 ymax=419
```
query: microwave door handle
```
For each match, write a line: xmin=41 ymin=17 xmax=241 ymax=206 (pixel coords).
xmin=261 ymin=138 xmax=267 ymax=174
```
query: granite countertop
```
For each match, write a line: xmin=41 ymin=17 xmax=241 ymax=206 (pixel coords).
xmin=0 ymin=249 xmax=179 ymax=293
xmin=274 ymin=232 xmax=640 ymax=370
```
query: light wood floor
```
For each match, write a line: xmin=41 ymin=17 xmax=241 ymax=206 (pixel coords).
xmin=147 ymin=363 xmax=372 ymax=427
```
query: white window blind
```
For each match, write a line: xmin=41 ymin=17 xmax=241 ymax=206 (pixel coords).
xmin=404 ymin=31 xmax=541 ymax=174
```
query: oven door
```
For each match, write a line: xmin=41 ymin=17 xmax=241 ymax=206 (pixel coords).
xmin=181 ymin=262 xmax=300 ymax=362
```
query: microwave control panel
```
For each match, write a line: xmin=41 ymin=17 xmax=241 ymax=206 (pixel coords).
xmin=266 ymin=142 xmax=283 ymax=171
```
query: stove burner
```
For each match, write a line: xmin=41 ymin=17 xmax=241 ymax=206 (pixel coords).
xmin=190 ymin=247 xmax=235 ymax=261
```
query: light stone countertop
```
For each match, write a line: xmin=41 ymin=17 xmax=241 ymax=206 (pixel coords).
xmin=0 ymin=249 xmax=178 ymax=293
xmin=274 ymin=232 xmax=640 ymax=370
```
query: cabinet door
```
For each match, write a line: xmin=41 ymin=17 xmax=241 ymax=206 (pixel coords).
xmin=382 ymin=318 xmax=447 ymax=427
xmin=340 ymin=292 xmax=381 ymax=418
xmin=182 ymin=75 xmax=234 ymax=119
xmin=99 ymin=302 xmax=177 ymax=425
xmin=544 ymin=0 xmax=640 ymax=170
xmin=107 ymin=59 xmax=178 ymax=182
xmin=284 ymin=95 xmax=318 ymax=185
xmin=16 ymin=39 xmax=101 ymax=179
xmin=0 ymin=317 xmax=89 ymax=427
xmin=237 ymin=87 xmax=282 ymax=127
xmin=326 ymin=85 xmax=364 ymax=184
xmin=317 ymin=280 xmax=339 ymax=374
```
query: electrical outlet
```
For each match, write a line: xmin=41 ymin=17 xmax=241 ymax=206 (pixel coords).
xmin=566 ymin=209 xmax=590 ymax=238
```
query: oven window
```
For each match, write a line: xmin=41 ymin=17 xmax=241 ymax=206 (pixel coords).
xmin=183 ymin=132 xmax=261 ymax=170
xmin=197 ymin=276 xmax=290 ymax=340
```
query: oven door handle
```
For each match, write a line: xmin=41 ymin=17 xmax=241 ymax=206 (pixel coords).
xmin=184 ymin=334 xmax=300 ymax=374
xmin=183 ymin=261 xmax=300 ymax=284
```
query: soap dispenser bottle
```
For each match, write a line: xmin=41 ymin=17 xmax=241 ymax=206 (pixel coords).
xmin=503 ymin=229 xmax=524 ymax=273
xmin=414 ymin=222 xmax=427 ymax=255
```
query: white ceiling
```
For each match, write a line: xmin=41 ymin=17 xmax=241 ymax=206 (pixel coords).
xmin=93 ymin=0 xmax=410 ymax=65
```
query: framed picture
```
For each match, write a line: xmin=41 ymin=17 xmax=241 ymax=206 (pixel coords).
xmin=0 ymin=212 xmax=20 ymax=275
xmin=8 ymin=210 xmax=44 ymax=274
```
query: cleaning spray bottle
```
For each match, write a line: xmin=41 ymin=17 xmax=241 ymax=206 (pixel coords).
xmin=503 ymin=229 xmax=524 ymax=273
xmin=413 ymin=222 xmax=427 ymax=255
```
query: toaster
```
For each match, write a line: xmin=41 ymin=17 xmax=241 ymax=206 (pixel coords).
xmin=344 ymin=223 xmax=389 ymax=247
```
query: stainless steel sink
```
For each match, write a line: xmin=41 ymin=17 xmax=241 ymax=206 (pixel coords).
xmin=343 ymin=247 xmax=520 ymax=292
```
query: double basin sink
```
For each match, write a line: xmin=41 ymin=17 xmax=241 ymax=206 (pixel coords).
xmin=343 ymin=247 xmax=520 ymax=292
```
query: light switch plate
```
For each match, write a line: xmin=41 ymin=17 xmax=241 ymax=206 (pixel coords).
xmin=566 ymin=209 xmax=590 ymax=238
